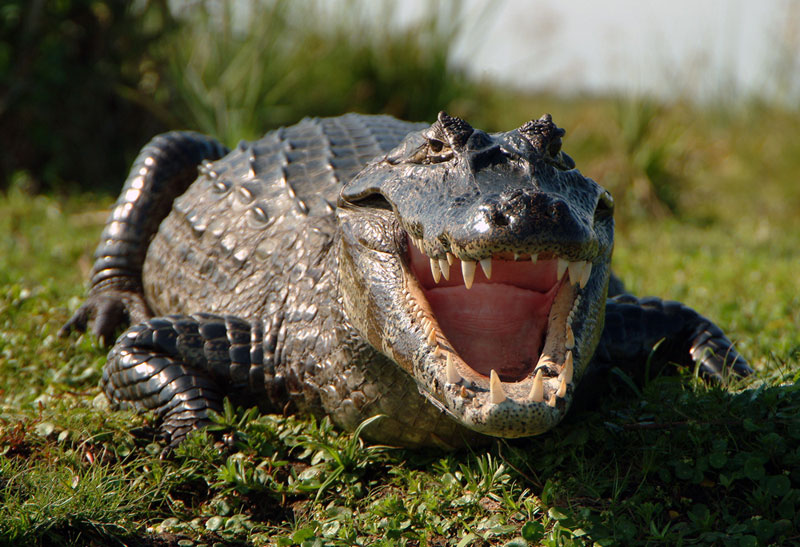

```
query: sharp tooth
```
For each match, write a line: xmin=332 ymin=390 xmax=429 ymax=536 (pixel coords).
xmin=565 ymin=324 xmax=575 ymax=349
xmin=562 ymin=351 xmax=574 ymax=383
xmin=460 ymin=386 xmax=469 ymax=398
xmin=430 ymin=258 xmax=441 ymax=283
xmin=529 ymin=368 xmax=544 ymax=402
xmin=557 ymin=374 xmax=568 ymax=397
xmin=446 ymin=252 xmax=455 ymax=265
xmin=446 ymin=354 xmax=461 ymax=384
xmin=531 ymin=253 xmax=538 ymax=264
xmin=438 ymin=258 xmax=450 ymax=280
xmin=480 ymin=258 xmax=492 ymax=279
xmin=489 ymin=369 xmax=506 ymax=404
xmin=547 ymin=393 xmax=557 ymax=407
xmin=514 ymin=252 xmax=520 ymax=261
xmin=461 ymin=260 xmax=476 ymax=289
xmin=427 ymin=326 xmax=437 ymax=345
xmin=579 ymin=261 xmax=592 ymax=288
xmin=568 ymin=261 xmax=585 ymax=286
xmin=423 ymin=320 xmax=432 ymax=338
xmin=557 ymin=258 xmax=568 ymax=280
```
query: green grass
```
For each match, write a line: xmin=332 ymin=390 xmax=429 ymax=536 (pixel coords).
xmin=1 ymin=97 xmax=799 ymax=545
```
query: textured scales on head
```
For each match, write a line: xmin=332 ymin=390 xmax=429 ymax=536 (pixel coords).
xmin=415 ymin=111 xmax=576 ymax=173
xmin=519 ymin=113 xmax=564 ymax=154
xmin=434 ymin=111 xmax=474 ymax=149
xmin=519 ymin=114 xmax=576 ymax=170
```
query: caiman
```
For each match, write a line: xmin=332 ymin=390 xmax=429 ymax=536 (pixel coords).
xmin=60 ymin=112 xmax=752 ymax=448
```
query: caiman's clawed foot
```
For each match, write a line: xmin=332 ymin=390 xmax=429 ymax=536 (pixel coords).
xmin=61 ymin=131 xmax=228 ymax=345
xmin=688 ymin=316 xmax=753 ymax=381
xmin=59 ymin=290 xmax=150 ymax=345
xmin=598 ymin=294 xmax=753 ymax=385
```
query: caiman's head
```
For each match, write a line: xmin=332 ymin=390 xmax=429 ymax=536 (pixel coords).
xmin=336 ymin=112 xmax=614 ymax=438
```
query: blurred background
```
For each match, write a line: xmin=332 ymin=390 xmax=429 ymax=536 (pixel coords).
xmin=0 ymin=0 xmax=798 ymax=224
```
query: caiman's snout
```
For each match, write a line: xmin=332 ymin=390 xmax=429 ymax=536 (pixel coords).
xmin=455 ymin=188 xmax=591 ymax=260
xmin=482 ymin=189 xmax=583 ymax=233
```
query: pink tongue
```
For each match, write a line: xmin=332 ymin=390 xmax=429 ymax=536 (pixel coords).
xmin=426 ymin=283 xmax=551 ymax=380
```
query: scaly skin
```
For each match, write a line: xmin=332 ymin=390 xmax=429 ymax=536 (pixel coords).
xmin=62 ymin=112 xmax=751 ymax=448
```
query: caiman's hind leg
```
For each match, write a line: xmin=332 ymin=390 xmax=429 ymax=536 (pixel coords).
xmin=103 ymin=313 xmax=286 ymax=446
xmin=60 ymin=132 xmax=228 ymax=343
xmin=592 ymin=294 xmax=753 ymax=385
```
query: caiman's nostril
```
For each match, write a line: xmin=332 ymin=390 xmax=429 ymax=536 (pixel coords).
xmin=483 ymin=198 xmax=511 ymax=227
xmin=490 ymin=208 xmax=509 ymax=226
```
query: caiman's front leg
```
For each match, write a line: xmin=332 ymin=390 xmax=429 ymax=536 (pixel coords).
xmin=102 ymin=313 xmax=287 ymax=446
xmin=593 ymin=294 xmax=753 ymax=385
xmin=59 ymin=132 xmax=228 ymax=343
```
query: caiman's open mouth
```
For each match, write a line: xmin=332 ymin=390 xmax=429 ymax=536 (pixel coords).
xmin=403 ymin=232 xmax=593 ymax=413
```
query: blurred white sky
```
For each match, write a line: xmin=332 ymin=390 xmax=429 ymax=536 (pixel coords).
xmin=438 ymin=0 xmax=798 ymax=99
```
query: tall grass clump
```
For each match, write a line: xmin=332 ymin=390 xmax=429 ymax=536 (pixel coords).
xmin=155 ymin=0 xmax=480 ymax=145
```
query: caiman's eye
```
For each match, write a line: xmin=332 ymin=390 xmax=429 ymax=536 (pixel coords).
xmin=347 ymin=192 xmax=393 ymax=211
xmin=425 ymin=139 xmax=455 ymax=164
xmin=407 ymin=139 xmax=454 ymax=165
xmin=595 ymin=191 xmax=614 ymax=219
xmin=428 ymin=139 xmax=444 ymax=153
